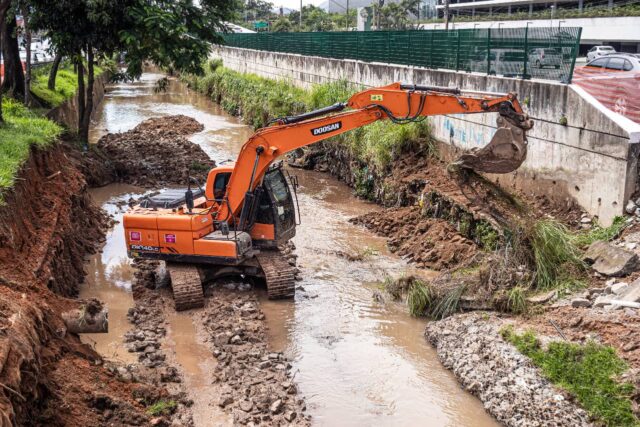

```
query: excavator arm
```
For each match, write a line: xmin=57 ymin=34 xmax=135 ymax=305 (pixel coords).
xmin=219 ymin=82 xmax=533 ymax=224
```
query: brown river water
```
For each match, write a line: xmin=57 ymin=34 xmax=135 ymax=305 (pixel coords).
xmin=80 ymin=74 xmax=498 ymax=427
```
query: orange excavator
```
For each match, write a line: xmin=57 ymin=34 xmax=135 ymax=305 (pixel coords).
xmin=123 ymin=83 xmax=533 ymax=310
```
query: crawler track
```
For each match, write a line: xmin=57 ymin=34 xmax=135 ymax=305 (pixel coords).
xmin=167 ymin=262 xmax=204 ymax=311
xmin=256 ymin=250 xmax=296 ymax=299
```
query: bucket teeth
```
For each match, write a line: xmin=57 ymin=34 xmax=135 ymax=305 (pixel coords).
xmin=256 ymin=251 xmax=296 ymax=299
xmin=167 ymin=262 xmax=204 ymax=311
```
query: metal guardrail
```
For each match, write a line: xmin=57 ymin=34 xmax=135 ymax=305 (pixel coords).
xmin=223 ymin=27 xmax=582 ymax=83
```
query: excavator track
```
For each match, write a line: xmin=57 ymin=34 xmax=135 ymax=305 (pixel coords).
xmin=256 ymin=250 xmax=296 ymax=299
xmin=166 ymin=262 xmax=204 ymax=311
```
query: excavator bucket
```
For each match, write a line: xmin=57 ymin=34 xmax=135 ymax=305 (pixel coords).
xmin=452 ymin=114 xmax=532 ymax=175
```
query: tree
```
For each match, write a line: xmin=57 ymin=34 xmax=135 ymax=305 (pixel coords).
xmin=372 ymin=0 xmax=420 ymax=29
xmin=245 ymin=0 xmax=273 ymax=22
xmin=272 ymin=16 xmax=292 ymax=32
xmin=47 ymin=52 xmax=62 ymax=91
xmin=0 ymin=0 xmax=10 ymax=124
xmin=31 ymin=0 xmax=235 ymax=142
xmin=1 ymin=14 xmax=25 ymax=99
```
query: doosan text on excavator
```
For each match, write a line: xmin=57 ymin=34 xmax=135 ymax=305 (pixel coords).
xmin=123 ymin=82 xmax=534 ymax=310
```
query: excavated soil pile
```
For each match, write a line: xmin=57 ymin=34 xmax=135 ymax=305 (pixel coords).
xmin=97 ymin=115 xmax=214 ymax=187
xmin=426 ymin=313 xmax=593 ymax=427
xmin=0 ymin=144 xmax=174 ymax=426
xmin=203 ymin=288 xmax=310 ymax=426
xmin=353 ymin=206 xmax=477 ymax=270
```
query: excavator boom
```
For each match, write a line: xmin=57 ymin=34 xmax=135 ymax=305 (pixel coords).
xmin=220 ymin=82 xmax=533 ymax=223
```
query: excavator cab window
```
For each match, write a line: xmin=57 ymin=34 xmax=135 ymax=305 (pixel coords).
xmin=213 ymin=172 xmax=231 ymax=202
xmin=257 ymin=168 xmax=296 ymax=242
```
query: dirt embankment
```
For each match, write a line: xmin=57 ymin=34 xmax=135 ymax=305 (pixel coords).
xmin=0 ymin=143 xmax=177 ymax=426
xmin=86 ymin=115 xmax=215 ymax=187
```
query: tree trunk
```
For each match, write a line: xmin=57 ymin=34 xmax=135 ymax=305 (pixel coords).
xmin=47 ymin=52 xmax=62 ymax=91
xmin=0 ymin=16 xmax=25 ymax=99
xmin=23 ymin=8 xmax=31 ymax=106
xmin=0 ymin=1 xmax=9 ymax=124
xmin=79 ymin=46 xmax=94 ymax=143
xmin=76 ymin=54 xmax=85 ymax=137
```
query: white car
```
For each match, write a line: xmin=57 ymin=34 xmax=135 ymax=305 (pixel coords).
xmin=587 ymin=46 xmax=616 ymax=61
xmin=528 ymin=48 xmax=563 ymax=69
xmin=585 ymin=54 xmax=640 ymax=72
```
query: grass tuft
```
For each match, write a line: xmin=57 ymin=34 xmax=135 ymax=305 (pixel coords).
xmin=431 ymin=284 xmax=466 ymax=320
xmin=530 ymin=219 xmax=583 ymax=289
xmin=147 ymin=400 xmax=177 ymax=416
xmin=501 ymin=327 xmax=640 ymax=427
xmin=0 ymin=98 xmax=62 ymax=200
xmin=506 ymin=286 xmax=528 ymax=314
xmin=574 ymin=216 xmax=626 ymax=248
xmin=406 ymin=280 xmax=433 ymax=316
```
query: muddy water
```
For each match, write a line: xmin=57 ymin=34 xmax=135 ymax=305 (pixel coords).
xmin=82 ymin=74 xmax=498 ymax=426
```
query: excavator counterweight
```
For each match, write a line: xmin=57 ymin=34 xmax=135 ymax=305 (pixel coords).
xmin=123 ymin=82 xmax=534 ymax=311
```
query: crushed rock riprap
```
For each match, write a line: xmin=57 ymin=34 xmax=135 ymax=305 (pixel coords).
xmin=96 ymin=115 xmax=215 ymax=187
xmin=425 ymin=313 xmax=593 ymax=427
xmin=202 ymin=288 xmax=310 ymax=426
xmin=351 ymin=206 xmax=478 ymax=270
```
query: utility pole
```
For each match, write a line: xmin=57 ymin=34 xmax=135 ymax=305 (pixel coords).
xmin=300 ymin=0 xmax=303 ymax=30
xmin=346 ymin=0 xmax=349 ymax=30
xmin=443 ymin=0 xmax=449 ymax=30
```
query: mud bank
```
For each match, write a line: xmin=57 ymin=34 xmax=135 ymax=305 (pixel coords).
xmin=426 ymin=313 xmax=593 ymax=427
xmin=88 ymin=115 xmax=215 ymax=187
xmin=0 ymin=143 xmax=176 ymax=426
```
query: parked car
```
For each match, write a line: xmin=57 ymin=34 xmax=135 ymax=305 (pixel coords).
xmin=470 ymin=49 xmax=525 ymax=77
xmin=587 ymin=46 xmax=616 ymax=61
xmin=584 ymin=54 xmax=640 ymax=72
xmin=528 ymin=48 xmax=563 ymax=69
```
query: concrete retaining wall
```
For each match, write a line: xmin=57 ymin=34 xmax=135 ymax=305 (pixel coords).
xmin=213 ymin=46 xmax=640 ymax=225
xmin=46 ymin=72 xmax=109 ymax=132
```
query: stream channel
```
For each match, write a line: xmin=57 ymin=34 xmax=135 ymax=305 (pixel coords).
xmin=79 ymin=73 xmax=498 ymax=427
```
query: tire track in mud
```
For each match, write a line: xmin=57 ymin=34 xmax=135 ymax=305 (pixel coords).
xmin=128 ymin=260 xmax=309 ymax=426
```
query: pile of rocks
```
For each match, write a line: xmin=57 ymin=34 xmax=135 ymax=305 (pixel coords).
xmin=202 ymin=289 xmax=309 ymax=426
xmin=572 ymin=277 xmax=640 ymax=310
xmin=426 ymin=313 xmax=593 ymax=427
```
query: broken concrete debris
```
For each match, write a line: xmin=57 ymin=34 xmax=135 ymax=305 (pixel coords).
xmin=584 ymin=240 xmax=639 ymax=277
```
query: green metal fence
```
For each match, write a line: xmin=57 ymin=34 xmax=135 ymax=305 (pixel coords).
xmin=223 ymin=28 xmax=582 ymax=83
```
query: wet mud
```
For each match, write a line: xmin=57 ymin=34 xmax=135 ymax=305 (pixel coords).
xmin=95 ymin=115 xmax=215 ymax=187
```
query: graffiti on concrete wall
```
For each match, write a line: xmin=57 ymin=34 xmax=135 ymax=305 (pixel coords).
xmin=443 ymin=117 xmax=496 ymax=149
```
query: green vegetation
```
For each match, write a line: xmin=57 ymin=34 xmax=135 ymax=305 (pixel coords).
xmin=406 ymin=280 xmax=433 ymax=316
xmin=474 ymin=221 xmax=500 ymax=251
xmin=574 ymin=216 xmax=626 ymax=248
xmin=530 ymin=219 xmax=583 ymax=289
xmin=501 ymin=327 xmax=640 ymax=427
xmin=146 ymin=400 xmax=177 ymax=416
xmin=430 ymin=284 xmax=466 ymax=319
xmin=185 ymin=64 xmax=432 ymax=170
xmin=0 ymin=99 xmax=63 ymax=198
xmin=32 ymin=69 xmax=79 ymax=107
xmin=505 ymin=286 xmax=527 ymax=314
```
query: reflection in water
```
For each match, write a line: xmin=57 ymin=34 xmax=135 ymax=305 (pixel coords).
xmin=80 ymin=184 xmax=144 ymax=362
xmin=82 ymin=73 xmax=498 ymax=427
